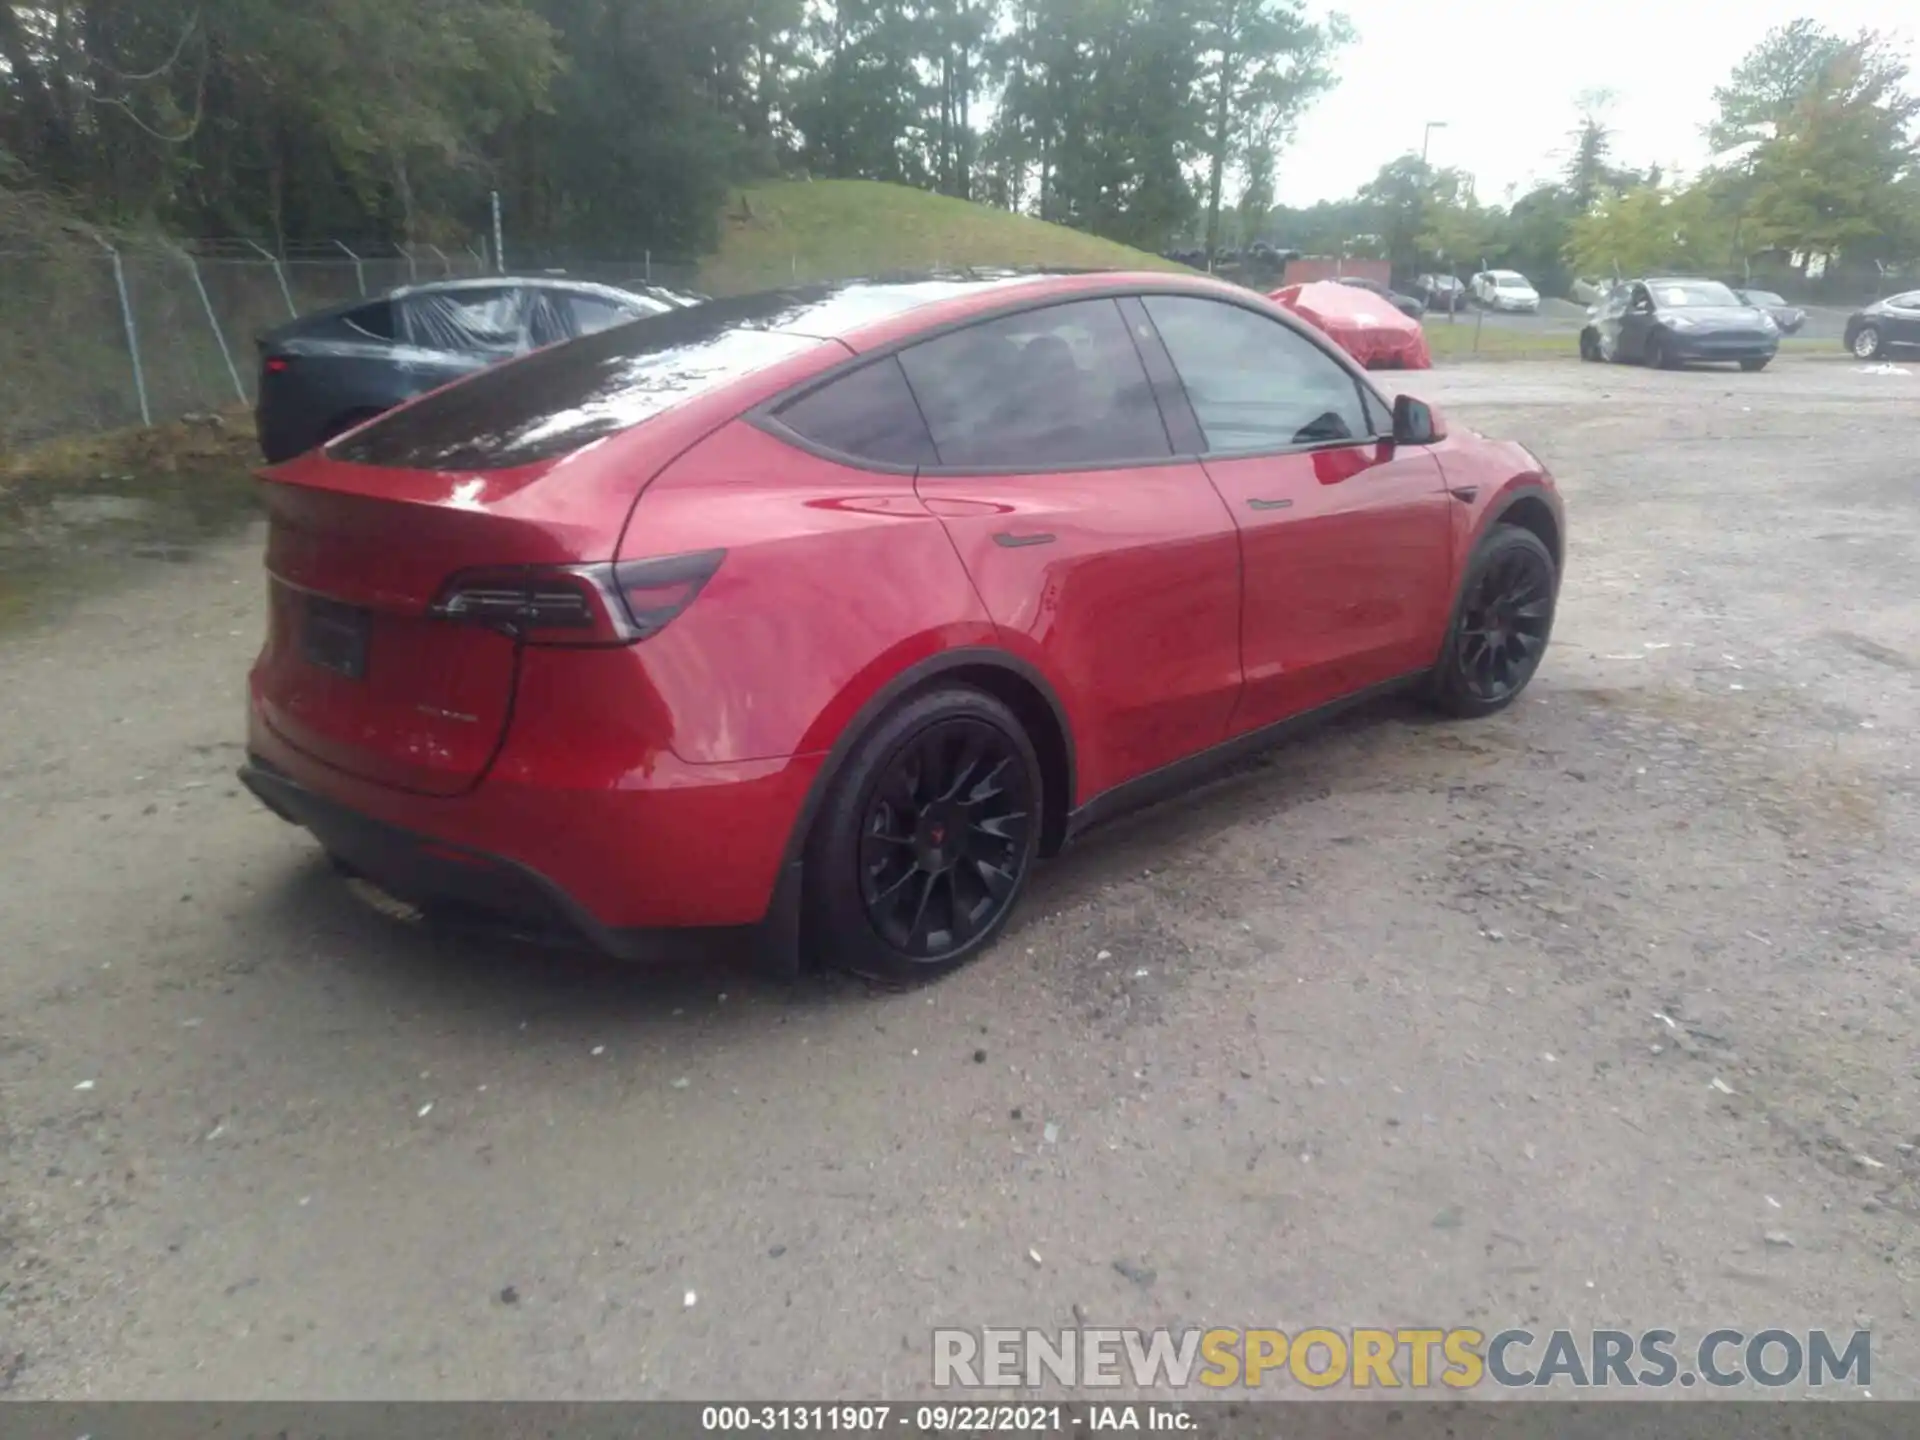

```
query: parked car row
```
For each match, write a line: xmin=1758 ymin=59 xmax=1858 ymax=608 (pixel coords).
xmin=1573 ymin=274 xmax=1920 ymax=366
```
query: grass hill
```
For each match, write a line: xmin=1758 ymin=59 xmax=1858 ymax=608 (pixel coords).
xmin=700 ymin=179 xmax=1190 ymax=294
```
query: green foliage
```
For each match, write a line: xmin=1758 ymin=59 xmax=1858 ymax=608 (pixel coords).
xmin=0 ymin=0 xmax=559 ymax=240
xmin=1565 ymin=185 xmax=1731 ymax=277
xmin=1 ymin=1 xmax=1911 ymax=289
xmin=1707 ymin=19 xmax=1855 ymax=156
xmin=1739 ymin=37 xmax=1920 ymax=266
xmin=1192 ymin=0 xmax=1349 ymax=255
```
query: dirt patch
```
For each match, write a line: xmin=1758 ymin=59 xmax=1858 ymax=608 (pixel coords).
xmin=0 ymin=409 xmax=260 ymax=626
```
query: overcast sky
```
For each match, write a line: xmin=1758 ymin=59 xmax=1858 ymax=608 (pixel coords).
xmin=1275 ymin=0 xmax=1916 ymax=207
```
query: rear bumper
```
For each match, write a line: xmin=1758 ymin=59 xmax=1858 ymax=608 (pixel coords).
xmin=242 ymin=713 xmax=820 ymax=966
xmin=241 ymin=755 xmax=633 ymax=953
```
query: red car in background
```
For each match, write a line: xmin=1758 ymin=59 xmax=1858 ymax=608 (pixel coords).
xmin=1272 ymin=281 xmax=1433 ymax=369
xmin=240 ymin=271 xmax=1564 ymax=983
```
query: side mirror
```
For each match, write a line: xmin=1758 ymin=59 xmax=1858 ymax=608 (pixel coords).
xmin=1392 ymin=393 xmax=1442 ymax=445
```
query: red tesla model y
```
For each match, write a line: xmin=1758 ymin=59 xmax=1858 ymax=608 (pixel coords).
xmin=241 ymin=271 xmax=1564 ymax=982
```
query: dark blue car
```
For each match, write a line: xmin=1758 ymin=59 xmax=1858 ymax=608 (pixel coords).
xmin=254 ymin=276 xmax=702 ymax=463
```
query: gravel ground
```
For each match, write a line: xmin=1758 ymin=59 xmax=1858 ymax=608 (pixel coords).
xmin=2 ymin=356 xmax=1917 ymax=1400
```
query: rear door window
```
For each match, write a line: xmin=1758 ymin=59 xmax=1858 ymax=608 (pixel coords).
xmin=1141 ymin=295 xmax=1368 ymax=452
xmin=342 ymin=301 xmax=396 ymax=341
xmin=896 ymin=298 xmax=1171 ymax=469
xmin=774 ymin=357 xmax=936 ymax=467
xmin=567 ymin=293 xmax=639 ymax=336
xmin=402 ymin=287 xmax=529 ymax=354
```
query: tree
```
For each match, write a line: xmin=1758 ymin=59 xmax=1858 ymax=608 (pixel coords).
xmin=1565 ymin=183 xmax=1731 ymax=277
xmin=922 ymin=0 xmax=996 ymax=198
xmin=1501 ymin=184 xmax=1576 ymax=296
xmin=791 ymin=0 xmax=935 ymax=186
xmin=1356 ymin=154 xmax=1434 ymax=275
xmin=1708 ymin=19 xmax=1855 ymax=156
xmin=1191 ymin=0 xmax=1349 ymax=258
xmin=1416 ymin=170 xmax=1497 ymax=274
xmin=1563 ymin=89 xmax=1643 ymax=213
xmin=1743 ymin=45 xmax=1920 ymax=271
xmin=984 ymin=0 xmax=1202 ymax=249
xmin=0 ymin=0 xmax=559 ymax=241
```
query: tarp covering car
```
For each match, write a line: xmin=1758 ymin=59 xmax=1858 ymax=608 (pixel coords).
xmin=1269 ymin=281 xmax=1432 ymax=370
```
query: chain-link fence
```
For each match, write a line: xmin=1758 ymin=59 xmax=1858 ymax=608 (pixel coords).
xmin=0 ymin=236 xmax=734 ymax=453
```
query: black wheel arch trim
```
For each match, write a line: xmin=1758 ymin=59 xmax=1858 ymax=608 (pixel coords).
xmin=1480 ymin=482 xmax=1565 ymax=574
xmin=774 ymin=646 xmax=1080 ymax=887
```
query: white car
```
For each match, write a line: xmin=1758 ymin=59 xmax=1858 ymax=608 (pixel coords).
xmin=1472 ymin=270 xmax=1541 ymax=313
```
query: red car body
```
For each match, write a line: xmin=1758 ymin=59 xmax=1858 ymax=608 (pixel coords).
xmin=241 ymin=271 xmax=1563 ymax=977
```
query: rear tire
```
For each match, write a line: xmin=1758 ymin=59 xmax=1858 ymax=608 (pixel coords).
xmin=803 ymin=687 xmax=1042 ymax=986
xmin=1739 ymin=357 xmax=1770 ymax=372
xmin=1425 ymin=526 xmax=1557 ymax=719
xmin=1579 ymin=330 xmax=1600 ymax=362
xmin=1851 ymin=325 xmax=1883 ymax=360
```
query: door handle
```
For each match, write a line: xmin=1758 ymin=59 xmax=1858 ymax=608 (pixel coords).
xmin=992 ymin=531 xmax=1056 ymax=548
xmin=1246 ymin=497 xmax=1294 ymax=511
xmin=1448 ymin=486 xmax=1479 ymax=503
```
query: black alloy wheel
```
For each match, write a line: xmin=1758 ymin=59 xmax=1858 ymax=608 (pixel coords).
xmin=1428 ymin=527 xmax=1557 ymax=718
xmin=859 ymin=717 xmax=1031 ymax=957
xmin=805 ymin=688 xmax=1041 ymax=984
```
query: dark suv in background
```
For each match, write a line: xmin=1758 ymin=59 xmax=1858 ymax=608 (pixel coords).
xmin=253 ymin=276 xmax=702 ymax=463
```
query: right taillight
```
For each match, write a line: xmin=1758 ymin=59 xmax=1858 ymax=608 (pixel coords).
xmin=428 ymin=550 xmax=724 ymax=647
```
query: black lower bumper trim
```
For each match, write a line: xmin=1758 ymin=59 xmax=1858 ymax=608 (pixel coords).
xmin=238 ymin=755 xmax=801 ymax=973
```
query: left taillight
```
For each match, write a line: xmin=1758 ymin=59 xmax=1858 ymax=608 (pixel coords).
xmin=263 ymin=356 xmax=291 ymax=374
xmin=428 ymin=550 xmax=725 ymax=647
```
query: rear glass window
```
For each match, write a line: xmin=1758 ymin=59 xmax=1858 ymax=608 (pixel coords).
xmin=776 ymin=357 xmax=935 ymax=467
xmin=328 ymin=296 xmax=827 ymax=471
xmin=342 ymin=301 xmax=396 ymax=341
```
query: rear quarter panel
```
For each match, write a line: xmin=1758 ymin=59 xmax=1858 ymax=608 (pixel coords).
xmin=617 ymin=420 xmax=996 ymax=765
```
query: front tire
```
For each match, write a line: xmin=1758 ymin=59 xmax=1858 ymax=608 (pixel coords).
xmin=1426 ymin=527 xmax=1557 ymax=719
xmin=1579 ymin=329 xmax=1600 ymax=362
xmin=803 ymin=687 xmax=1041 ymax=985
xmin=1645 ymin=331 xmax=1680 ymax=369
xmin=1739 ymin=357 xmax=1771 ymax=372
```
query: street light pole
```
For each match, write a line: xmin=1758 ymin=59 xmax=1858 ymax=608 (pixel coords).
xmin=1422 ymin=121 xmax=1448 ymax=164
